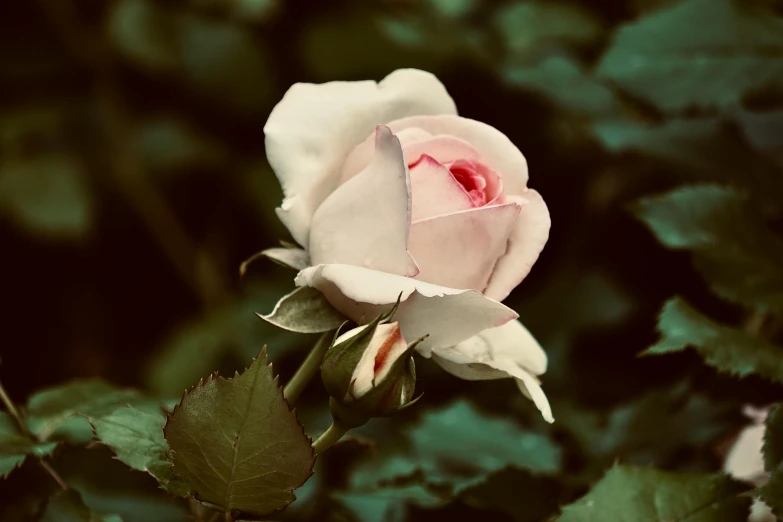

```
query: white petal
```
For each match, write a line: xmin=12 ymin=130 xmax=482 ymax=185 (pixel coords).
xmin=484 ymin=190 xmax=551 ymax=301
xmin=409 ymin=155 xmax=473 ymax=222
xmin=350 ymin=323 xmax=407 ymax=399
xmin=432 ymin=319 xmax=547 ymax=376
xmin=516 ymin=373 xmax=554 ymax=424
xmin=404 ymin=135 xmax=483 ymax=166
xmin=409 ymin=203 xmax=520 ymax=291
xmin=431 ymin=319 xmax=551 ymax=422
xmin=295 ymin=263 xmax=517 ymax=354
xmin=264 ymin=69 xmax=456 ymax=246
xmin=341 ymin=127 xmax=434 ymax=183
xmin=308 ymin=126 xmax=418 ymax=277
xmin=385 ymin=115 xmax=530 ymax=196
xmin=724 ymin=423 xmax=767 ymax=483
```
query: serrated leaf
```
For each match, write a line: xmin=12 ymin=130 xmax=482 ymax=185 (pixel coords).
xmin=597 ymin=0 xmax=783 ymax=113
xmin=558 ymin=466 xmax=751 ymax=521
xmin=0 ymin=412 xmax=57 ymax=478
xmin=0 ymin=152 xmax=92 ymax=240
xmin=764 ymin=404 xmax=783 ymax=473
xmin=259 ymin=286 xmax=347 ymax=334
xmin=635 ymin=184 xmax=783 ymax=314
xmin=644 ymin=297 xmax=783 ymax=382
xmin=352 ymin=401 xmax=561 ymax=494
xmin=164 ymin=348 xmax=315 ymax=517
xmin=89 ymin=407 xmax=190 ymax=496
xmin=25 ymin=379 xmax=160 ymax=444
xmin=760 ymin=464 xmax=783 ymax=517
xmin=41 ymin=490 xmax=122 ymax=522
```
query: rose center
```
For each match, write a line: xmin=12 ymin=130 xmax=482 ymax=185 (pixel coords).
xmin=449 ymin=160 xmax=493 ymax=207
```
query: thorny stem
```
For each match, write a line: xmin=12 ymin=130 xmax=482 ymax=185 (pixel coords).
xmin=284 ymin=332 xmax=333 ymax=405
xmin=312 ymin=421 xmax=350 ymax=455
xmin=0 ymin=363 xmax=68 ymax=490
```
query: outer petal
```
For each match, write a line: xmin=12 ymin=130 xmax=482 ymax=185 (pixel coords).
xmin=431 ymin=319 xmax=552 ymax=422
xmin=408 ymin=203 xmax=520 ymax=291
xmin=724 ymin=423 xmax=767 ymax=483
xmin=405 ymin=135 xmax=483 ymax=167
xmin=308 ymin=126 xmax=418 ymax=277
xmin=386 ymin=115 xmax=530 ymax=196
xmin=341 ymin=132 xmax=483 ymax=184
xmin=484 ymin=190 xmax=551 ymax=302
xmin=515 ymin=373 xmax=554 ymax=424
xmin=409 ymin=155 xmax=473 ymax=222
xmin=295 ymin=264 xmax=518 ymax=354
xmin=341 ymin=127 xmax=434 ymax=183
xmin=265 ymin=69 xmax=457 ymax=246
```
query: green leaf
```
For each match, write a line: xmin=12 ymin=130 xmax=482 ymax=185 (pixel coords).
xmin=352 ymin=400 xmax=561 ymax=493
xmin=89 ymin=407 xmax=189 ymax=496
xmin=597 ymin=0 xmax=783 ymax=113
xmin=259 ymin=286 xmax=347 ymax=334
xmin=0 ymin=152 xmax=92 ymax=240
xmin=301 ymin=12 xmax=438 ymax=81
xmin=644 ymin=297 xmax=783 ymax=382
xmin=41 ymin=490 xmax=122 ymax=522
xmin=760 ymin=464 xmax=783 ymax=517
xmin=0 ymin=412 xmax=57 ymax=478
xmin=178 ymin=13 xmax=273 ymax=113
xmin=136 ymin=117 xmax=225 ymax=174
xmin=164 ymin=348 xmax=315 ymax=517
xmin=25 ymin=379 xmax=160 ymax=444
xmin=494 ymin=2 xmax=603 ymax=58
xmin=55 ymin=446 xmax=187 ymax=522
xmin=109 ymin=0 xmax=272 ymax=112
xmin=458 ymin=467 xmax=560 ymax=522
xmin=335 ymin=486 xmax=435 ymax=522
xmin=634 ymin=184 xmax=783 ymax=314
xmin=736 ymin=108 xmax=783 ymax=169
xmin=557 ymin=382 xmax=739 ymax=466
xmin=107 ymin=0 xmax=179 ymax=72
xmin=764 ymin=404 xmax=783 ymax=472
xmin=188 ymin=0 xmax=278 ymax=23
xmin=557 ymin=465 xmax=751 ymax=521
xmin=503 ymin=54 xmax=621 ymax=117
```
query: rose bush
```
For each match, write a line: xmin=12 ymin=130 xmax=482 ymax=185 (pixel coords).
xmin=263 ymin=68 xmax=553 ymax=422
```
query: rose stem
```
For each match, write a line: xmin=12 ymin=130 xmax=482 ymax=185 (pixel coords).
xmin=0 ymin=362 xmax=68 ymax=490
xmin=312 ymin=421 xmax=350 ymax=455
xmin=284 ymin=331 xmax=333 ymax=405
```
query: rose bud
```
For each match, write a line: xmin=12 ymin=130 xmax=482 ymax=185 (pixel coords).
xmin=321 ymin=313 xmax=422 ymax=424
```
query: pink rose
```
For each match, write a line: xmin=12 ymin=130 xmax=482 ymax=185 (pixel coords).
xmin=264 ymin=69 xmax=552 ymax=422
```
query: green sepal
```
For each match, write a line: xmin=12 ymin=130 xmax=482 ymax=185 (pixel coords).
xmin=321 ymin=312 xmax=387 ymax=401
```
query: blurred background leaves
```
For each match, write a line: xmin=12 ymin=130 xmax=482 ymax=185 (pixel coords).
xmin=2 ymin=0 xmax=783 ymax=520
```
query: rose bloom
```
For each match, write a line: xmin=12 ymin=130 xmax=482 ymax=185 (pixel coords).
xmin=264 ymin=69 xmax=553 ymax=422
xmin=723 ymin=406 xmax=775 ymax=522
